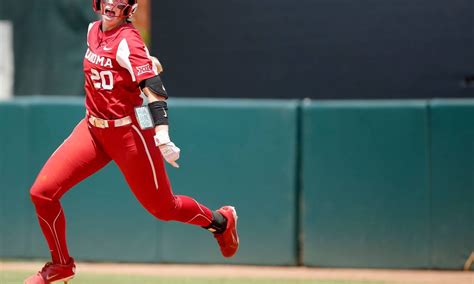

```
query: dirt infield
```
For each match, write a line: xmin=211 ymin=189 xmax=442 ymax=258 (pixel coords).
xmin=1 ymin=261 xmax=472 ymax=284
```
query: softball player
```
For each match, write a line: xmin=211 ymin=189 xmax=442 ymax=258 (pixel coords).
xmin=25 ymin=1 xmax=239 ymax=283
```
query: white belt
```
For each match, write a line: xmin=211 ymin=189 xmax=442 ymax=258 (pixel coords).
xmin=88 ymin=114 xmax=132 ymax=128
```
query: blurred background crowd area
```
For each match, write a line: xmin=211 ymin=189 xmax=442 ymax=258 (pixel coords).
xmin=0 ymin=0 xmax=472 ymax=100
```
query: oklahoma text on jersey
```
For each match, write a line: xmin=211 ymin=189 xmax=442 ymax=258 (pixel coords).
xmin=85 ymin=48 xmax=113 ymax=68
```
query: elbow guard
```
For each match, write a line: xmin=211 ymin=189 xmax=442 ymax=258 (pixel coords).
xmin=140 ymin=75 xmax=168 ymax=99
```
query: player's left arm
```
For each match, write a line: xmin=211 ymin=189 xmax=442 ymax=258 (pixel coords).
xmin=141 ymin=83 xmax=181 ymax=169
xmin=117 ymin=31 xmax=180 ymax=168
xmin=139 ymin=58 xmax=181 ymax=169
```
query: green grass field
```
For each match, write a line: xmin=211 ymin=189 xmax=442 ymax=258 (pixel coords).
xmin=0 ymin=270 xmax=396 ymax=284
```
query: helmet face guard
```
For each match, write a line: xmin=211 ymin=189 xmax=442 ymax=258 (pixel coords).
xmin=92 ymin=0 xmax=138 ymax=18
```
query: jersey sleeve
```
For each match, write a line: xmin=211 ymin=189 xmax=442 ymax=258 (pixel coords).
xmin=116 ymin=30 xmax=158 ymax=84
xmin=86 ymin=22 xmax=95 ymax=47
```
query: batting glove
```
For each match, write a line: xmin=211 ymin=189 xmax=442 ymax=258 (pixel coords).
xmin=154 ymin=130 xmax=180 ymax=168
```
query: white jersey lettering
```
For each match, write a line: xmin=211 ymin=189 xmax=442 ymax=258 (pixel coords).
xmin=85 ymin=48 xmax=113 ymax=68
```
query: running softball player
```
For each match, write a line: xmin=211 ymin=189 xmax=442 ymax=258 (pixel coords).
xmin=25 ymin=1 xmax=239 ymax=283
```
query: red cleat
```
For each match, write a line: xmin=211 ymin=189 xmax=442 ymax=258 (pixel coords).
xmin=24 ymin=258 xmax=75 ymax=284
xmin=214 ymin=206 xmax=239 ymax=258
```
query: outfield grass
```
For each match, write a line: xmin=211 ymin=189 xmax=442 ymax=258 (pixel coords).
xmin=0 ymin=270 xmax=393 ymax=284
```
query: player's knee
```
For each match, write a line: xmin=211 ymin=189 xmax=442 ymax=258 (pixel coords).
xmin=30 ymin=181 xmax=58 ymax=205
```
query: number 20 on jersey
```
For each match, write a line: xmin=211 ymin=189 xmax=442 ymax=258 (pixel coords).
xmin=90 ymin=68 xmax=114 ymax=90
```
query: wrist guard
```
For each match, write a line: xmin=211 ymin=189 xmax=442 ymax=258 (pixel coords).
xmin=148 ymin=101 xmax=169 ymax=126
xmin=154 ymin=129 xmax=171 ymax=146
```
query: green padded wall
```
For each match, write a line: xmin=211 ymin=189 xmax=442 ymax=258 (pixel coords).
xmin=0 ymin=102 xmax=33 ymax=257
xmin=161 ymin=98 xmax=299 ymax=265
xmin=3 ymin=97 xmax=472 ymax=268
xmin=302 ymin=100 xmax=431 ymax=268
xmin=429 ymin=99 xmax=474 ymax=270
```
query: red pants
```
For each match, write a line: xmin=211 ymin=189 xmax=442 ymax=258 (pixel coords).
xmin=30 ymin=116 xmax=213 ymax=264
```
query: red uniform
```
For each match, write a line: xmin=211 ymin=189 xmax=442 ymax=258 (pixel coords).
xmin=29 ymin=21 xmax=214 ymax=265
xmin=84 ymin=21 xmax=156 ymax=118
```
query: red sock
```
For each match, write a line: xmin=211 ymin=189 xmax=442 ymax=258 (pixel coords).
xmin=34 ymin=202 xmax=71 ymax=265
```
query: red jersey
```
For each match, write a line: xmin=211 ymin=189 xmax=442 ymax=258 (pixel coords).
xmin=83 ymin=21 xmax=158 ymax=119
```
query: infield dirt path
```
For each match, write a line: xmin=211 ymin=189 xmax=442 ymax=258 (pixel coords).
xmin=1 ymin=261 xmax=472 ymax=284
